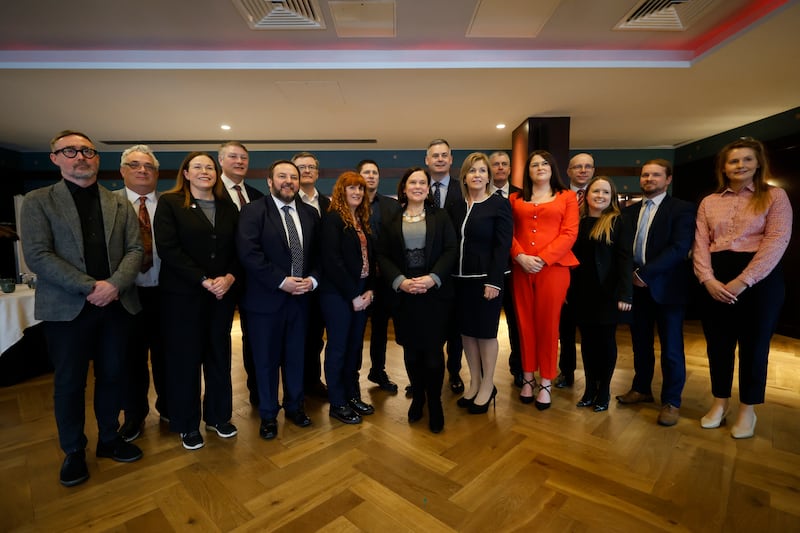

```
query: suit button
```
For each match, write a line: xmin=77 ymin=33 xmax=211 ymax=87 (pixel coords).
xmin=210 ymin=253 xmax=216 ymax=259
xmin=211 ymin=235 xmax=217 ymax=240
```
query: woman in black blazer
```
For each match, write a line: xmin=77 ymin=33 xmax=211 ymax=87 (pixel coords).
xmin=378 ymin=167 xmax=457 ymax=433
xmin=320 ymin=171 xmax=376 ymax=425
xmin=154 ymin=152 xmax=240 ymax=451
xmin=450 ymin=153 xmax=512 ymax=414
xmin=568 ymin=177 xmax=632 ymax=412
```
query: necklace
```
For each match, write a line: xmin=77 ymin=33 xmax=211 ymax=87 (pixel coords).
xmin=402 ymin=209 xmax=426 ymax=222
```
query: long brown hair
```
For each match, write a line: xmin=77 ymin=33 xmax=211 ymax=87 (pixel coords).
xmin=329 ymin=171 xmax=371 ymax=234
xmin=581 ymin=176 xmax=621 ymax=245
xmin=521 ymin=150 xmax=566 ymax=201
xmin=166 ymin=151 xmax=225 ymax=208
xmin=715 ymin=138 xmax=773 ymax=213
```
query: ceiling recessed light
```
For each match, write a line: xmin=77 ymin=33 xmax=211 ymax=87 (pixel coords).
xmin=220 ymin=124 xmax=231 ymax=131
xmin=496 ymin=123 xmax=506 ymax=129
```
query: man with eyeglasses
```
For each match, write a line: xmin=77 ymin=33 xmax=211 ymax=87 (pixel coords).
xmin=554 ymin=153 xmax=596 ymax=390
xmin=424 ymin=138 xmax=464 ymax=395
xmin=291 ymin=152 xmax=330 ymax=399
xmin=21 ymin=131 xmax=144 ymax=487
xmin=218 ymin=141 xmax=264 ymax=407
xmin=115 ymin=144 xmax=168 ymax=443
xmin=489 ymin=151 xmax=523 ymax=388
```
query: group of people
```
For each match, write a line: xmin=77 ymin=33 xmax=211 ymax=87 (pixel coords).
xmin=20 ymin=131 xmax=791 ymax=489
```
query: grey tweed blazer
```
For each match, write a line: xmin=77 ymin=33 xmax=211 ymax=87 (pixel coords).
xmin=20 ymin=180 xmax=143 ymax=321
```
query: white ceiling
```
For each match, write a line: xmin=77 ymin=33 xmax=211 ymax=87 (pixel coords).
xmin=0 ymin=0 xmax=798 ymax=153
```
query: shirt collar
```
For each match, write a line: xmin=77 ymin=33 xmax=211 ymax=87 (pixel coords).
xmin=125 ymin=187 xmax=156 ymax=203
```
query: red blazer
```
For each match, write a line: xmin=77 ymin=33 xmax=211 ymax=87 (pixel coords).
xmin=510 ymin=189 xmax=579 ymax=268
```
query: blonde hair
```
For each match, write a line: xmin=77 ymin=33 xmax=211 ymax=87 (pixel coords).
xmin=581 ymin=176 xmax=621 ymax=245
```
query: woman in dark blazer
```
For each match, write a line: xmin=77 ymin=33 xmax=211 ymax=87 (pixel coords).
xmin=378 ymin=167 xmax=457 ymax=433
xmin=154 ymin=151 xmax=240 ymax=451
xmin=568 ymin=177 xmax=632 ymax=412
xmin=450 ymin=152 xmax=512 ymax=414
xmin=320 ymin=171 xmax=376 ymax=425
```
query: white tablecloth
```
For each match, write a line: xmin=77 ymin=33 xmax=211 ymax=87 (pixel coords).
xmin=0 ymin=285 xmax=40 ymax=353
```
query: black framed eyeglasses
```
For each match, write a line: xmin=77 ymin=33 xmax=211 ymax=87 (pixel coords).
xmin=53 ymin=147 xmax=98 ymax=159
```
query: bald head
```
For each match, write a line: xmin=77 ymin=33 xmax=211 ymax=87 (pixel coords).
xmin=567 ymin=153 xmax=595 ymax=189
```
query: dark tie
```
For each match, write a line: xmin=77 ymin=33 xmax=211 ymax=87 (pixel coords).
xmin=138 ymin=196 xmax=153 ymax=273
xmin=433 ymin=182 xmax=442 ymax=208
xmin=232 ymin=184 xmax=247 ymax=209
xmin=634 ymin=199 xmax=654 ymax=265
xmin=495 ymin=189 xmax=505 ymax=199
xmin=282 ymin=205 xmax=304 ymax=277
xmin=576 ymin=188 xmax=585 ymax=208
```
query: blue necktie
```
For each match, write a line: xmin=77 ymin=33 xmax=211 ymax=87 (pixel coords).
xmin=433 ymin=182 xmax=442 ymax=208
xmin=634 ymin=199 xmax=653 ymax=266
xmin=282 ymin=205 xmax=304 ymax=277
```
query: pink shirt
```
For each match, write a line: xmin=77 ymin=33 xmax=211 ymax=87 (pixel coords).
xmin=693 ymin=184 xmax=792 ymax=286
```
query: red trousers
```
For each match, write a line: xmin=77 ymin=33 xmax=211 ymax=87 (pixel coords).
xmin=511 ymin=263 xmax=570 ymax=379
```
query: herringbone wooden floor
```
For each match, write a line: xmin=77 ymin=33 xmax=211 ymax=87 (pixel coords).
xmin=1 ymin=317 xmax=798 ymax=532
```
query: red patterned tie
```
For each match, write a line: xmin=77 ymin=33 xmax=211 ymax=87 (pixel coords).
xmin=576 ymin=188 xmax=585 ymax=208
xmin=138 ymin=197 xmax=153 ymax=272
xmin=233 ymin=184 xmax=247 ymax=209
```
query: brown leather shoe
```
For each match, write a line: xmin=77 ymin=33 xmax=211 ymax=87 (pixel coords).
xmin=615 ymin=389 xmax=655 ymax=404
xmin=657 ymin=404 xmax=680 ymax=426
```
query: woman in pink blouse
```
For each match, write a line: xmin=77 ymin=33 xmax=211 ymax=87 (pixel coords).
xmin=511 ymin=150 xmax=579 ymax=410
xmin=693 ymin=138 xmax=792 ymax=439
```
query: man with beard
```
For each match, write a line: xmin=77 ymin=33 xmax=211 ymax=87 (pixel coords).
xmin=236 ymin=160 xmax=321 ymax=440
xmin=21 ymin=130 xmax=144 ymax=486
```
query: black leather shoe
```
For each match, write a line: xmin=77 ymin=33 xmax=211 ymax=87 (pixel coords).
xmin=405 ymin=385 xmax=413 ymax=397
xmin=260 ymin=418 xmax=278 ymax=440
xmin=576 ymin=396 xmax=595 ymax=408
xmin=429 ymin=403 xmax=444 ymax=434
xmin=285 ymin=410 xmax=312 ymax=427
xmin=348 ymin=397 xmax=375 ymax=416
xmin=96 ymin=436 xmax=143 ymax=463
xmin=60 ymin=450 xmax=89 ymax=487
xmin=119 ymin=419 xmax=143 ymax=443
xmin=594 ymin=395 xmax=610 ymax=412
xmin=368 ymin=370 xmax=399 ymax=393
xmin=330 ymin=404 xmax=362 ymax=424
xmin=554 ymin=373 xmax=574 ymax=389
xmin=449 ymin=375 xmax=465 ymax=394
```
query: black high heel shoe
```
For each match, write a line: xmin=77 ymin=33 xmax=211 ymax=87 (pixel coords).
xmin=535 ymin=383 xmax=551 ymax=411
xmin=519 ymin=378 xmax=536 ymax=404
xmin=456 ymin=395 xmax=475 ymax=408
xmin=468 ymin=386 xmax=497 ymax=414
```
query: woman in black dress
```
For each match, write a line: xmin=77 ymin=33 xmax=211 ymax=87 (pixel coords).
xmin=451 ymin=152 xmax=512 ymax=414
xmin=569 ymin=177 xmax=632 ymax=412
xmin=378 ymin=167 xmax=457 ymax=433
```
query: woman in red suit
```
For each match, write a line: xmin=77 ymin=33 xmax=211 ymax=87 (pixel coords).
xmin=511 ymin=150 xmax=579 ymax=410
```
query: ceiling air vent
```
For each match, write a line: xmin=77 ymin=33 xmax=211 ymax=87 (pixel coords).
xmin=232 ymin=0 xmax=326 ymax=30
xmin=614 ymin=0 xmax=717 ymax=31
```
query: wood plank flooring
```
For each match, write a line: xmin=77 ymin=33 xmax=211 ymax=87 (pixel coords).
xmin=1 ymin=317 xmax=798 ymax=532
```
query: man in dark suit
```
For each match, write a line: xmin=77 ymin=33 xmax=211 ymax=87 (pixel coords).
xmin=358 ymin=159 xmax=402 ymax=392
xmin=237 ymin=160 xmax=321 ymax=440
xmin=425 ymin=138 xmax=464 ymax=394
xmin=218 ymin=141 xmax=264 ymax=407
xmin=555 ymin=152 xmax=596 ymax=389
xmin=616 ymin=159 xmax=696 ymax=427
xmin=21 ymin=130 xmax=144 ymax=487
xmin=292 ymin=151 xmax=330 ymax=399
xmin=116 ymin=144 xmax=167 ymax=442
xmin=489 ymin=151 xmax=522 ymax=387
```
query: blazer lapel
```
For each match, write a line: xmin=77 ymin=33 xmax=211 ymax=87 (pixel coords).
xmin=265 ymin=197 xmax=290 ymax=253
xmin=99 ymin=186 xmax=120 ymax=245
xmin=51 ymin=181 xmax=85 ymax=254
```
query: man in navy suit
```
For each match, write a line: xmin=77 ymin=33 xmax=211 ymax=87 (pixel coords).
xmin=425 ymin=138 xmax=465 ymax=394
xmin=616 ymin=159 xmax=696 ymax=427
xmin=489 ymin=151 xmax=522 ymax=387
xmin=237 ymin=160 xmax=321 ymax=440
xmin=218 ymin=141 xmax=264 ymax=407
xmin=293 ymin=151 xmax=330 ymax=399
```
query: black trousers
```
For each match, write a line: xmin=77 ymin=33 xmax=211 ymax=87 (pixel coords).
xmin=701 ymin=251 xmax=784 ymax=405
xmin=162 ymin=290 xmax=235 ymax=434
xmin=558 ymin=299 xmax=577 ymax=376
xmin=503 ymin=272 xmax=522 ymax=376
xmin=366 ymin=279 xmax=393 ymax=373
xmin=123 ymin=285 xmax=167 ymax=422
xmin=45 ymin=302 xmax=131 ymax=453
xmin=578 ymin=323 xmax=618 ymax=400
xmin=303 ymin=291 xmax=325 ymax=386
